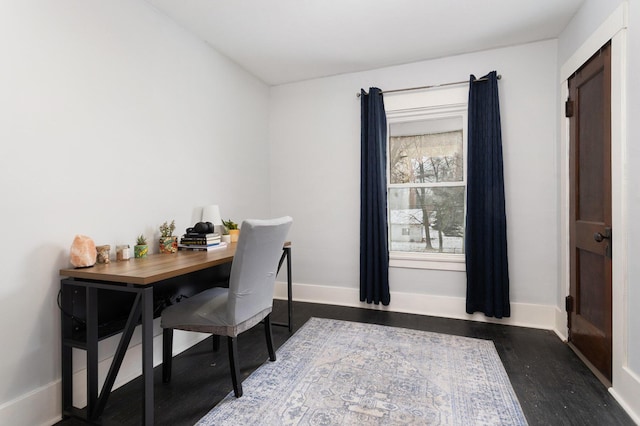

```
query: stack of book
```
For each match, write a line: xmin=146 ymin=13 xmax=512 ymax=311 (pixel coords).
xmin=178 ymin=232 xmax=227 ymax=251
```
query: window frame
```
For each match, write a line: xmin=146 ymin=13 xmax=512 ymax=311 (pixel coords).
xmin=385 ymin=91 xmax=468 ymax=271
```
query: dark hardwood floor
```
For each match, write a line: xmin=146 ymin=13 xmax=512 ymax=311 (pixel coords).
xmin=55 ymin=300 xmax=634 ymax=425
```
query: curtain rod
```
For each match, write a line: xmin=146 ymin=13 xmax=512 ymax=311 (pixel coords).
xmin=357 ymin=74 xmax=501 ymax=98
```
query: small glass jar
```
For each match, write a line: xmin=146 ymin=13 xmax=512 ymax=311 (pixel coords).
xmin=116 ymin=245 xmax=130 ymax=261
xmin=96 ymin=245 xmax=111 ymax=264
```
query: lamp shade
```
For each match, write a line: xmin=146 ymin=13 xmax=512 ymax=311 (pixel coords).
xmin=202 ymin=205 xmax=222 ymax=225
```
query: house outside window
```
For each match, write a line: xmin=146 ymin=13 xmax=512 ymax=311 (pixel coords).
xmin=385 ymin=87 xmax=467 ymax=271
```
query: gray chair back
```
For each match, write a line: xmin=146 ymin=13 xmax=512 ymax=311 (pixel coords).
xmin=226 ymin=216 xmax=292 ymax=325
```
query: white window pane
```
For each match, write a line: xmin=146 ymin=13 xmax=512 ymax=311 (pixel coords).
xmin=388 ymin=187 xmax=465 ymax=254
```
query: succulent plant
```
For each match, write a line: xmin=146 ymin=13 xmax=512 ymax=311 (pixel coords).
xmin=222 ymin=219 xmax=238 ymax=230
xmin=136 ymin=234 xmax=147 ymax=246
xmin=159 ymin=220 xmax=176 ymax=237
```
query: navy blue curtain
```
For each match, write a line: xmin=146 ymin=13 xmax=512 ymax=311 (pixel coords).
xmin=360 ymin=88 xmax=390 ymax=305
xmin=465 ymin=71 xmax=510 ymax=318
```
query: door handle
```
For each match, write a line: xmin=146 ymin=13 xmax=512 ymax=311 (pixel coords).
xmin=593 ymin=227 xmax=612 ymax=243
xmin=593 ymin=227 xmax=612 ymax=259
xmin=593 ymin=232 xmax=609 ymax=242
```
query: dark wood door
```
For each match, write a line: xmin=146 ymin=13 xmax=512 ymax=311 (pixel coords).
xmin=567 ymin=42 xmax=612 ymax=383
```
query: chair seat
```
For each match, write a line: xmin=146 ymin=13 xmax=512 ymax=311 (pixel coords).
xmin=161 ymin=287 xmax=271 ymax=337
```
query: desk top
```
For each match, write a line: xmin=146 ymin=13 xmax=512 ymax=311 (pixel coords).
xmin=60 ymin=243 xmax=237 ymax=286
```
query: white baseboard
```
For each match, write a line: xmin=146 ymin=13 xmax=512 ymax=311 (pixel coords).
xmin=553 ymin=305 xmax=569 ymax=342
xmin=0 ymin=380 xmax=61 ymax=426
xmin=609 ymin=366 xmax=640 ymax=425
xmin=274 ymin=281 xmax=556 ymax=330
xmin=0 ymin=322 xmax=208 ymax=426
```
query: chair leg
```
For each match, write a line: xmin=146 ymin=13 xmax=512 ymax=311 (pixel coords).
xmin=162 ymin=328 xmax=173 ymax=383
xmin=227 ymin=336 xmax=243 ymax=397
xmin=212 ymin=334 xmax=221 ymax=352
xmin=264 ymin=314 xmax=276 ymax=362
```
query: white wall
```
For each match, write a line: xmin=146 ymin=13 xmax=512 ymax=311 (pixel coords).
xmin=269 ymin=40 xmax=559 ymax=326
xmin=0 ymin=1 xmax=270 ymax=424
xmin=558 ymin=0 xmax=623 ymax=61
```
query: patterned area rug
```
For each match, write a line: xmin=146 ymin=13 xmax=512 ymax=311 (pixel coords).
xmin=197 ymin=318 xmax=528 ymax=425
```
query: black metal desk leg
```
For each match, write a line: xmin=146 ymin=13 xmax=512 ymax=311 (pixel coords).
xmin=141 ymin=286 xmax=154 ymax=426
xmin=273 ymin=247 xmax=293 ymax=331
xmin=60 ymin=285 xmax=73 ymax=418
xmin=285 ymin=247 xmax=292 ymax=332
xmin=86 ymin=287 xmax=99 ymax=420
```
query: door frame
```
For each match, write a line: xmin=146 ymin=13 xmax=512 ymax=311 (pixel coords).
xmin=559 ymin=1 xmax=628 ymax=395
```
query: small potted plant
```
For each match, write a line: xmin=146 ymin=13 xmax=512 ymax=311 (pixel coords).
xmin=220 ymin=225 xmax=231 ymax=244
xmin=159 ymin=220 xmax=177 ymax=254
xmin=222 ymin=219 xmax=240 ymax=243
xmin=134 ymin=234 xmax=148 ymax=258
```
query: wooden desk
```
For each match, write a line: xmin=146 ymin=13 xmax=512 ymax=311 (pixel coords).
xmin=59 ymin=242 xmax=292 ymax=425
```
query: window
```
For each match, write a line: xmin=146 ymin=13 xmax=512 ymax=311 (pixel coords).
xmin=385 ymin=89 xmax=467 ymax=271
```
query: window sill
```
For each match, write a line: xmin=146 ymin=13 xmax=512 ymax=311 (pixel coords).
xmin=389 ymin=252 xmax=465 ymax=271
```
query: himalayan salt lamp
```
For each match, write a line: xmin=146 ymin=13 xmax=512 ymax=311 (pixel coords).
xmin=70 ymin=235 xmax=97 ymax=268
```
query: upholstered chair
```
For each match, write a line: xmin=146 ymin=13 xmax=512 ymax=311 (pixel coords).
xmin=160 ymin=216 xmax=293 ymax=397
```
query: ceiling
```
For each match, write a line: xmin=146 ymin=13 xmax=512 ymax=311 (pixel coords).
xmin=146 ymin=0 xmax=584 ymax=86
